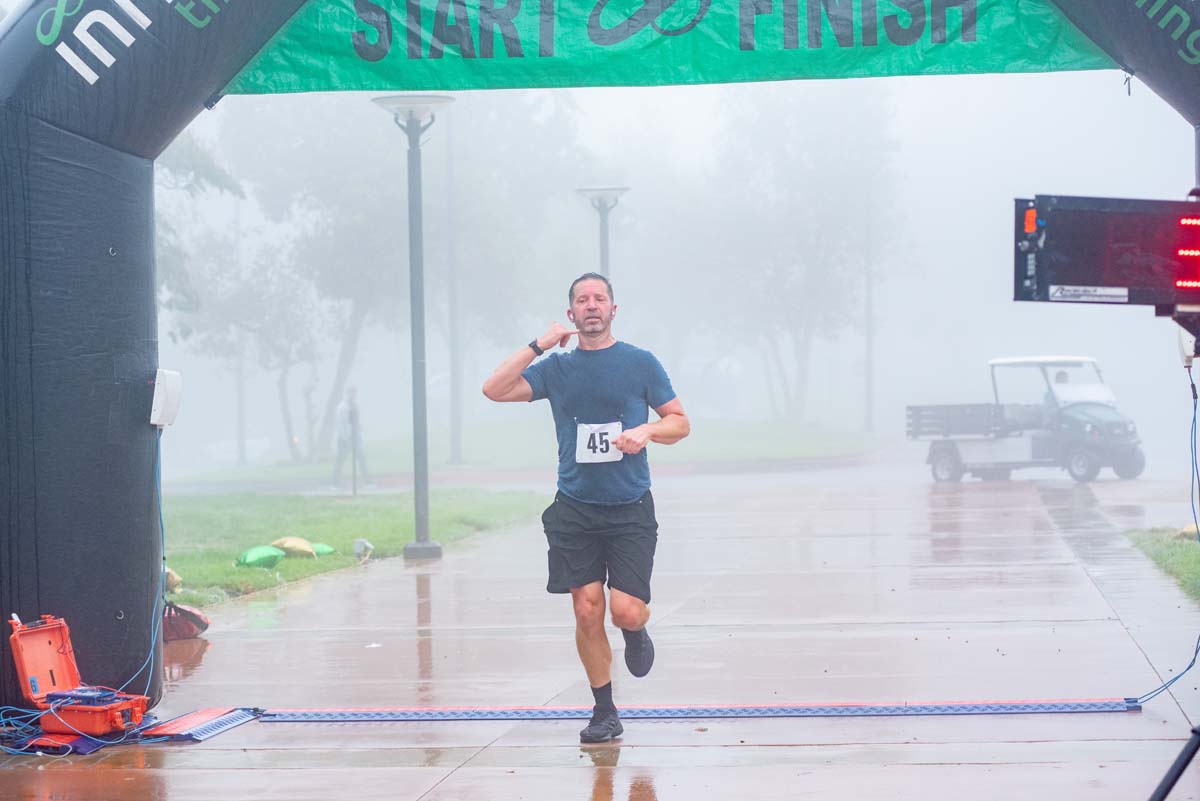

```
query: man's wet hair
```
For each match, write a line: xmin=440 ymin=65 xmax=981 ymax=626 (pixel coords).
xmin=569 ymin=272 xmax=614 ymax=304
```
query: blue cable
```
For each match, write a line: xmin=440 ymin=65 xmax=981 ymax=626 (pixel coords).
xmin=1136 ymin=367 xmax=1200 ymax=705
xmin=1190 ymin=366 xmax=1199 ymax=543
xmin=1139 ymin=634 xmax=1200 ymax=705
xmin=40 ymin=705 xmax=153 ymax=747
xmin=0 ymin=700 xmax=86 ymax=753
xmin=2 ymin=430 xmax=169 ymax=757
xmin=0 ymin=701 xmax=166 ymax=753
xmin=116 ymin=429 xmax=166 ymax=696
xmin=0 ymin=702 xmax=57 ymax=728
xmin=0 ymin=743 xmax=72 ymax=756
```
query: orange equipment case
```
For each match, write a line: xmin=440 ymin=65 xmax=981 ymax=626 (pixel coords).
xmin=8 ymin=615 xmax=149 ymax=737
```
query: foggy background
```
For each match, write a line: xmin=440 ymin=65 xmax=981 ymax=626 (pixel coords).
xmin=158 ymin=71 xmax=1193 ymax=484
xmin=2 ymin=1 xmax=1191 ymax=485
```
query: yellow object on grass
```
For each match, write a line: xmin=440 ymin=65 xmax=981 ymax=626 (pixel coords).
xmin=272 ymin=536 xmax=317 ymax=558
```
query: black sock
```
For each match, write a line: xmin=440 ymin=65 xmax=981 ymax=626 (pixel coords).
xmin=591 ymin=681 xmax=615 ymax=712
xmin=621 ymin=627 xmax=646 ymax=645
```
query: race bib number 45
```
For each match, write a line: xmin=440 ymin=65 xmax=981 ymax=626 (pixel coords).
xmin=576 ymin=421 xmax=623 ymax=464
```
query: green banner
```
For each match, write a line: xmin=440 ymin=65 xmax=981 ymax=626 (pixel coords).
xmin=225 ymin=0 xmax=1115 ymax=95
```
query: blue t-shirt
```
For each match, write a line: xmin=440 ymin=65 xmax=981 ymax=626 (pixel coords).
xmin=522 ymin=341 xmax=676 ymax=505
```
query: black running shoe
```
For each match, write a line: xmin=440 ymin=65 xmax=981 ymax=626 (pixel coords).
xmin=623 ymin=627 xmax=655 ymax=678
xmin=579 ymin=707 xmax=624 ymax=743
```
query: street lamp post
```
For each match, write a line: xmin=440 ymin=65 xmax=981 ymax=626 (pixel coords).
xmin=373 ymin=94 xmax=454 ymax=561
xmin=445 ymin=114 xmax=463 ymax=466
xmin=576 ymin=187 xmax=629 ymax=278
xmin=864 ymin=221 xmax=875 ymax=434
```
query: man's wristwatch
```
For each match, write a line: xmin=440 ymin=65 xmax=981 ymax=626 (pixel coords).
xmin=528 ymin=340 xmax=545 ymax=357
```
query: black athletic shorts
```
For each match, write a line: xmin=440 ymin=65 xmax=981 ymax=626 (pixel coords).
xmin=542 ymin=490 xmax=658 ymax=604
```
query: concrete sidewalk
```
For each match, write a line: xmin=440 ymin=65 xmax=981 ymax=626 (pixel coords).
xmin=5 ymin=473 xmax=1200 ymax=800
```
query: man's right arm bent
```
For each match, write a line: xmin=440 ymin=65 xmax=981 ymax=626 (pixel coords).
xmin=482 ymin=322 xmax=577 ymax=403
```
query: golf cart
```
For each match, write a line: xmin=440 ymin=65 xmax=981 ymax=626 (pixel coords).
xmin=906 ymin=356 xmax=1144 ymax=482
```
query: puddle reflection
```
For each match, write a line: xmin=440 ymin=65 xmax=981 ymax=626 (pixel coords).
xmin=5 ymin=751 xmax=165 ymax=800
xmin=1101 ymin=502 xmax=1147 ymax=529
xmin=583 ymin=746 xmax=657 ymax=801
xmin=162 ymin=636 xmax=211 ymax=684
xmin=924 ymin=482 xmax=1064 ymax=566
xmin=417 ymin=572 xmax=433 ymax=703
xmin=927 ymin=483 xmax=964 ymax=565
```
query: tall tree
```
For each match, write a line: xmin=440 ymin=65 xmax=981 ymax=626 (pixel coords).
xmin=217 ymin=95 xmax=413 ymax=457
xmin=725 ymin=83 xmax=896 ymax=419
xmin=622 ymin=81 xmax=897 ymax=420
xmin=157 ymin=133 xmax=246 ymax=339
xmin=424 ymin=92 xmax=591 ymax=460
xmin=216 ymin=91 xmax=593 ymax=457
xmin=157 ymin=134 xmax=331 ymax=461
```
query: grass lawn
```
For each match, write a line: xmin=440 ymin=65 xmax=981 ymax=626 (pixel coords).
xmin=169 ymin=418 xmax=871 ymax=488
xmin=163 ymin=489 xmax=544 ymax=607
xmin=1127 ymin=528 xmax=1200 ymax=602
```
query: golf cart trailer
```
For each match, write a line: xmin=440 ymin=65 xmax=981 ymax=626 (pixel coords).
xmin=906 ymin=356 xmax=1144 ymax=483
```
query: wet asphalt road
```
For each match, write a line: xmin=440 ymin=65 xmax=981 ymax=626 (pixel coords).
xmin=5 ymin=469 xmax=1200 ymax=800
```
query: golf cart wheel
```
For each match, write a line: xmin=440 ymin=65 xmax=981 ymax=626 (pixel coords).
xmin=930 ymin=449 xmax=964 ymax=483
xmin=1112 ymin=448 xmax=1146 ymax=480
xmin=978 ymin=468 xmax=1012 ymax=482
xmin=1066 ymin=449 xmax=1101 ymax=482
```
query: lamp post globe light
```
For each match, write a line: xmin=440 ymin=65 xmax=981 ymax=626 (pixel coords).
xmin=576 ymin=186 xmax=629 ymax=278
xmin=372 ymin=94 xmax=454 ymax=561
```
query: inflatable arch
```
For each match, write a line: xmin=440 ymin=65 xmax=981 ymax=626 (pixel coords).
xmin=1 ymin=0 xmax=1198 ymax=708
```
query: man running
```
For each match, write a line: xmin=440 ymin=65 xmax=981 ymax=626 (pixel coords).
xmin=482 ymin=272 xmax=690 ymax=743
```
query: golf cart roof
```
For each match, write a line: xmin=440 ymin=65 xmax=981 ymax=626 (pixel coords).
xmin=988 ymin=356 xmax=1097 ymax=367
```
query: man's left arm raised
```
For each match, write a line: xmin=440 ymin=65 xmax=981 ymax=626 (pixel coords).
xmin=613 ymin=398 xmax=690 ymax=454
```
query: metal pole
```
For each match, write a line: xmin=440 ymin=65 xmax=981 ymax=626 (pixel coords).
xmin=1148 ymin=726 xmax=1200 ymax=801
xmin=864 ymin=220 xmax=874 ymax=434
xmin=446 ymin=114 xmax=463 ymax=465
xmin=598 ymin=201 xmax=611 ymax=278
xmin=235 ymin=200 xmax=247 ymax=466
xmin=235 ymin=329 xmax=246 ymax=466
xmin=350 ymin=403 xmax=359 ymax=498
xmin=401 ymin=112 xmax=442 ymax=560
xmin=1194 ymin=125 xmax=1200 ymax=188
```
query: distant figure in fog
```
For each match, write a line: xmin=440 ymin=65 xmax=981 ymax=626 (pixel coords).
xmin=333 ymin=386 xmax=369 ymax=487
